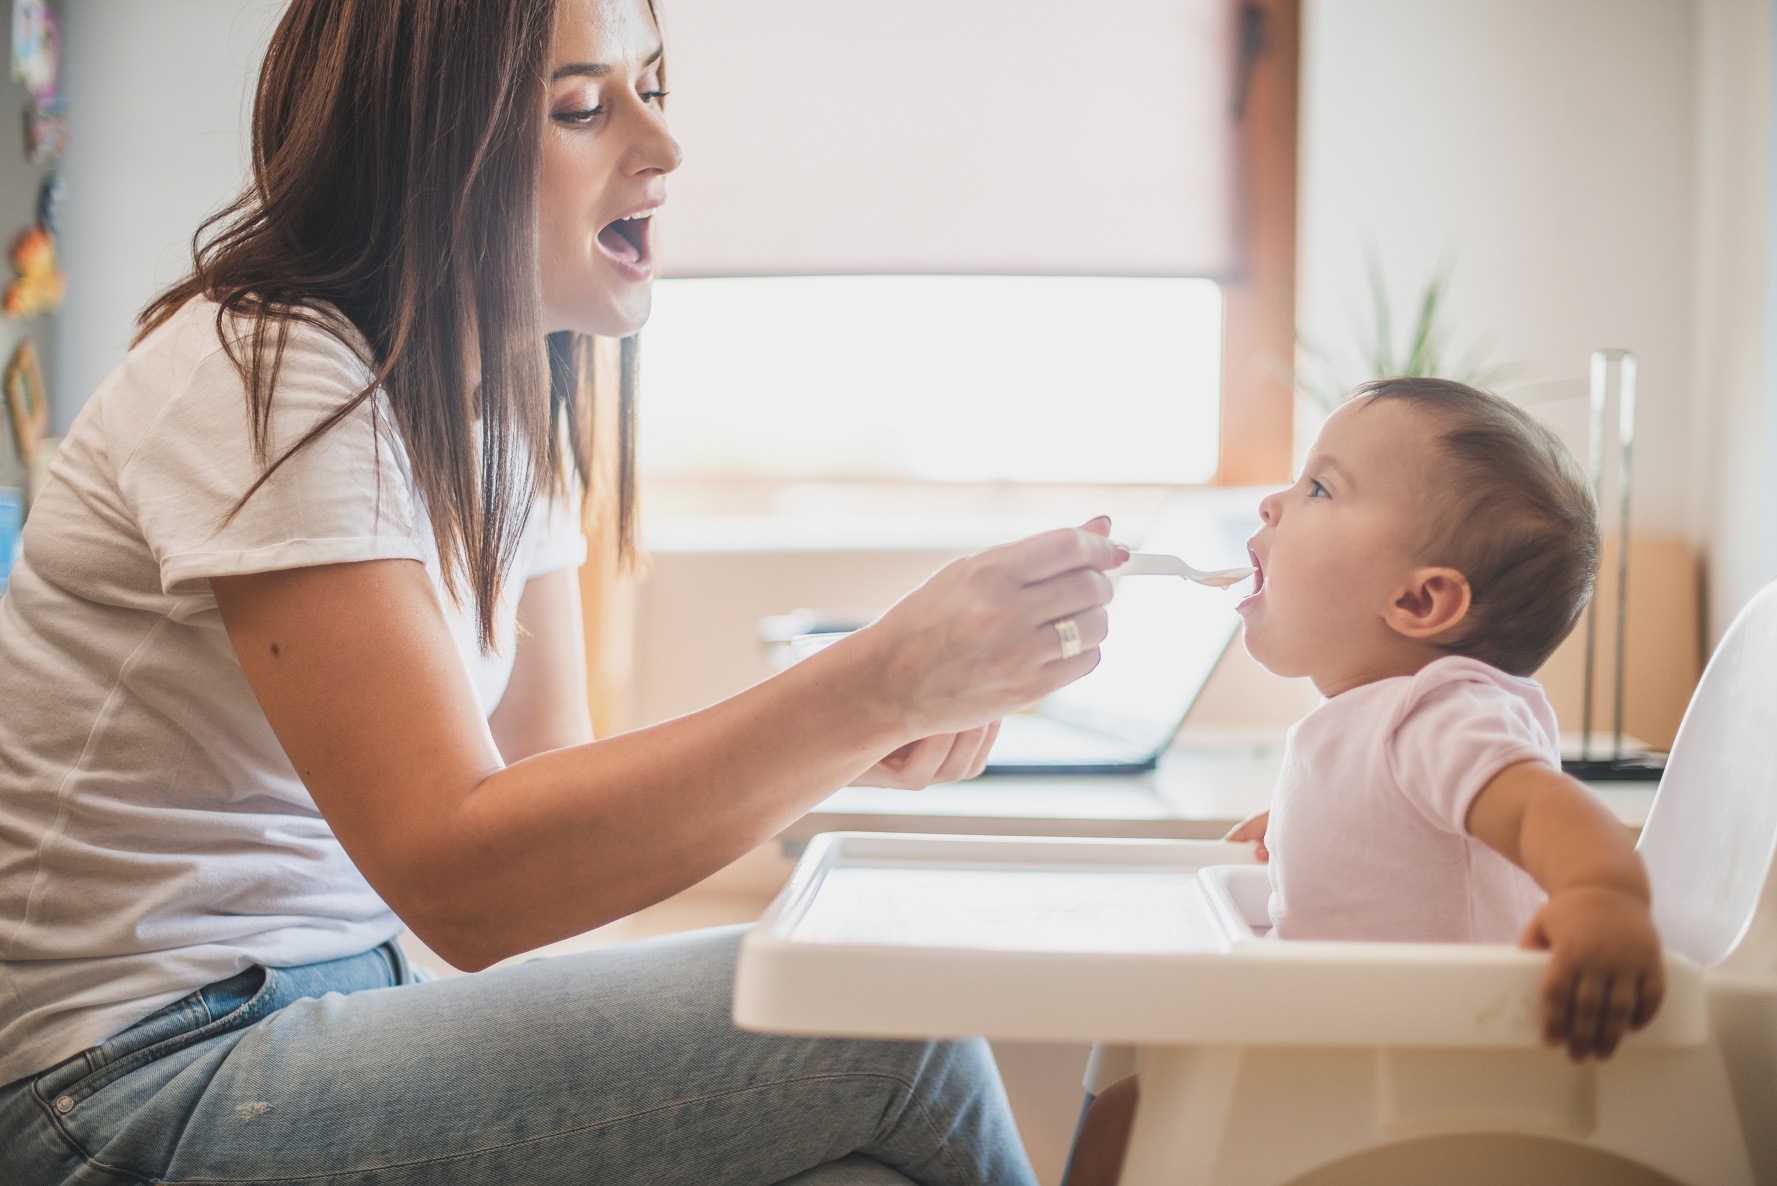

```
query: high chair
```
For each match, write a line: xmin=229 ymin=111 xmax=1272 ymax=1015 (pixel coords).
xmin=734 ymin=582 xmax=1777 ymax=1185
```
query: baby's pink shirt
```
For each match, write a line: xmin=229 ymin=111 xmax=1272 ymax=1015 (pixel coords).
xmin=1266 ymin=655 xmax=1555 ymax=943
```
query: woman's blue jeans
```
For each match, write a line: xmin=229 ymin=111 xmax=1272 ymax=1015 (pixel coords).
xmin=0 ymin=927 xmax=1036 ymax=1186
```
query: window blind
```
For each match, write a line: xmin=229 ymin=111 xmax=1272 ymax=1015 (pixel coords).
xmin=653 ymin=0 xmax=1238 ymax=279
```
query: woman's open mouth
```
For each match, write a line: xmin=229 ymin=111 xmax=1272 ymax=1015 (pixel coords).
xmin=596 ymin=209 xmax=653 ymax=279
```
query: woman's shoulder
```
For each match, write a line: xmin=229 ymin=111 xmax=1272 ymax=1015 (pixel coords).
xmin=136 ymin=296 xmax=375 ymax=387
xmin=53 ymin=297 xmax=404 ymax=517
xmin=102 ymin=297 xmax=384 ymax=460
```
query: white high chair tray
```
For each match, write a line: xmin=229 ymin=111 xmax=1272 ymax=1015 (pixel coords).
xmin=734 ymin=832 xmax=1707 ymax=1049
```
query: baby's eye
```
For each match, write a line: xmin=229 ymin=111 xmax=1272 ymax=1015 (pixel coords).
xmin=1306 ymin=478 xmax=1330 ymax=499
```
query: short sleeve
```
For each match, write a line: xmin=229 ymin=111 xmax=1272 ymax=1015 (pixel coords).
xmin=119 ymin=321 xmax=426 ymax=596
xmin=523 ymin=484 xmax=588 ymax=580
xmin=1385 ymin=660 xmax=1560 ymax=835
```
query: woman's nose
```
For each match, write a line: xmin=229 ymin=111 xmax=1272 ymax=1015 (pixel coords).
xmin=635 ymin=120 xmax=683 ymax=177
xmin=652 ymin=129 xmax=683 ymax=176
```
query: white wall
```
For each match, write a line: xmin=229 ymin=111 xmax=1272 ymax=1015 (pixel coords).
xmin=1300 ymin=0 xmax=1699 ymax=529
xmin=1299 ymin=0 xmax=1777 ymax=640
xmin=54 ymin=0 xmax=282 ymax=427
xmin=1691 ymin=0 xmax=1775 ymax=641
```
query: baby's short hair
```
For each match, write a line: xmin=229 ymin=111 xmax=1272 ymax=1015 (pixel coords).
xmin=1353 ymin=377 xmax=1601 ymax=677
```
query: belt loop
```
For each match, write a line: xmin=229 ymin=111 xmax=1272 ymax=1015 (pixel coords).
xmin=380 ymin=939 xmax=407 ymax=987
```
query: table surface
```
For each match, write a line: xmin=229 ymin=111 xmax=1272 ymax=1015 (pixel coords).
xmin=786 ymin=729 xmax=1659 ymax=844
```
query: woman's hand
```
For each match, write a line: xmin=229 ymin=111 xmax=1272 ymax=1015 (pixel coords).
xmin=851 ymin=721 xmax=1003 ymax=789
xmin=835 ymin=517 xmax=1127 ymax=739
xmin=210 ymin=517 xmax=1126 ymax=971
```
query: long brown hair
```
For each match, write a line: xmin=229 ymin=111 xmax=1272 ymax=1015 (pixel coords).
xmin=139 ymin=0 xmax=637 ymax=650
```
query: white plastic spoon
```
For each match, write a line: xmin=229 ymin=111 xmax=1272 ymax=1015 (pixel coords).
xmin=1116 ymin=552 xmax=1256 ymax=589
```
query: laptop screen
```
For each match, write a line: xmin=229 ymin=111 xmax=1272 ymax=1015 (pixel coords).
xmin=1038 ymin=495 xmax=1259 ymax=753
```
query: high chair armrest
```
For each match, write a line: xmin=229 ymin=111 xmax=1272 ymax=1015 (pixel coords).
xmin=1154 ymin=940 xmax=1708 ymax=1049
xmin=732 ymin=832 xmax=1708 ymax=1049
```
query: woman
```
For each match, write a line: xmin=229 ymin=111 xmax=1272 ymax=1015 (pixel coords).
xmin=0 ymin=1 xmax=1121 ymax=1183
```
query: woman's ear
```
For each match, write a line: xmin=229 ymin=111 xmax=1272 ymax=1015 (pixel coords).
xmin=1385 ymin=566 xmax=1472 ymax=641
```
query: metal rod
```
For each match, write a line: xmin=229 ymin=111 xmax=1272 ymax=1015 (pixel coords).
xmin=1580 ymin=351 xmax=1609 ymax=763
xmin=1612 ymin=353 xmax=1637 ymax=761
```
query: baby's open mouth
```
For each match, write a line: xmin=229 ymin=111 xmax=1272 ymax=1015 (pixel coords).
xmin=1245 ymin=548 xmax=1265 ymax=598
xmin=596 ymin=211 xmax=652 ymax=268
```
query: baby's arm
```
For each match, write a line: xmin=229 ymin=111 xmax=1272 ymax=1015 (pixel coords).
xmin=1465 ymin=761 xmax=1665 ymax=1060
xmin=1224 ymin=811 xmax=1270 ymax=861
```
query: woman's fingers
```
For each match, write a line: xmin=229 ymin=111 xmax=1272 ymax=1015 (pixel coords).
xmin=929 ymin=726 xmax=987 ymax=785
xmin=965 ymin=720 xmax=1002 ymax=779
xmin=1038 ymin=647 xmax=1103 ymax=691
xmin=1024 ymin=568 xmax=1116 ymax=628
xmin=1040 ymin=606 xmax=1110 ymax=665
xmin=864 ymin=723 xmax=1002 ymax=789
xmin=861 ymin=517 xmax=1127 ymax=738
xmin=903 ymin=734 xmax=958 ymax=786
xmin=998 ymin=523 xmax=1127 ymax=587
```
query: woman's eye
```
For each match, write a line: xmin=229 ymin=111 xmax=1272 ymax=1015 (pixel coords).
xmin=553 ymin=106 xmax=603 ymax=125
xmin=640 ymin=89 xmax=668 ymax=105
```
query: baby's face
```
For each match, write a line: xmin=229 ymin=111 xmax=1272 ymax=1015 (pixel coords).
xmin=1239 ymin=397 xmax=1445 ymax=692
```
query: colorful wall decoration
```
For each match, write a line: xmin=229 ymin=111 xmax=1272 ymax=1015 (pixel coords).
xmin=7 ymin=0 xmax=63 ymax=323
xmin=5 ymin=337 xmax=46 ymax=465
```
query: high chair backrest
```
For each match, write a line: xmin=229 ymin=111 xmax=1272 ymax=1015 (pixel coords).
xmin=1637 ymin=580 xmax=1777 ymax=972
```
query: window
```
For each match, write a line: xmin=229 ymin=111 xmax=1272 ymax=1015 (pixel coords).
xmin=639 ymin=275 xmax=1224 ymax=487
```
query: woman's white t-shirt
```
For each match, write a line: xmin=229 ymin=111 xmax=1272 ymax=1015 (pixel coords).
xmin=0 ymin=298 xmax=586 ymax=1085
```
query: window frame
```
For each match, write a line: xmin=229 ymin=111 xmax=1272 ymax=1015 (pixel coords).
xmin=639 ymin=0 xmax=1300 ymax=501
xmin=1215 ymin=0 xmax=1299 ymax=485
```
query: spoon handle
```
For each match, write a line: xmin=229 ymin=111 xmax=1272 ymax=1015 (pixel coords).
xmin=1117 ymin=552 xmax=1190 ymax=577
xmin=1118 ymin=552 xmax=1256 ymax=588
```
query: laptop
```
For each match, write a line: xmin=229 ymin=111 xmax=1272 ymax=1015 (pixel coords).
xmin=980 ymin=493 xmax=1257 ymax=775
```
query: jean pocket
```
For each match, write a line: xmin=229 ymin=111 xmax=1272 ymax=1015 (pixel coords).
xmin=39 ymin=965 xmax=274 ymax=1110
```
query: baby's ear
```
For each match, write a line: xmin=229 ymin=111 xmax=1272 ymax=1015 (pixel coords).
xmin=1385 ymin=566 xmax=1472 ymax=641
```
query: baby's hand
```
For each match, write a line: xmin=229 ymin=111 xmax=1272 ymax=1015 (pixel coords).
xmin=1520 ymin=885 xmax=1665 ymax=1061
xmin=1224 ymin=811 xmax=1269 ymax=862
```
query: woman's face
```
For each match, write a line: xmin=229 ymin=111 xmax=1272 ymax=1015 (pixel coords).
xmin=540 ymin=0 xmax=682 ymax=338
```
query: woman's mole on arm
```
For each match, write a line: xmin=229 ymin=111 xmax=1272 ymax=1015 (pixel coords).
xmin=270 ymin=643 xmax=281 ymax=658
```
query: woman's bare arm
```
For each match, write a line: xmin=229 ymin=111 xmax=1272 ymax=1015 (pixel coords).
xmin=213 ymin=524 xmax=1120 ymax=971
xmin=488 ymin=570 xmax=595 ymax=762
xmin=492 ymin=569 xmax=999 ymax=784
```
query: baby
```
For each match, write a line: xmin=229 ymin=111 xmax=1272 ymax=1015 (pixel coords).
xmin=1064 ymin=376 xmax=1664 ymax=1186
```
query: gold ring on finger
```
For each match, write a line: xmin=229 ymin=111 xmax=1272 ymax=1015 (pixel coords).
xmin=1053 ymin=617 xmax=1083 ymax=661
